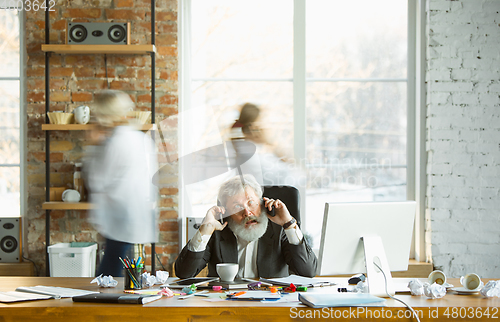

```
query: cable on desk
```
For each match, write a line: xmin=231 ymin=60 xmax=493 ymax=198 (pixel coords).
xmin=373 ymin=261 xmax=421 ymax=322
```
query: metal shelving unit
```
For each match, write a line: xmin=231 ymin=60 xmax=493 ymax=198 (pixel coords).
xmin=43 ymin=2 xmax=157 ymax=275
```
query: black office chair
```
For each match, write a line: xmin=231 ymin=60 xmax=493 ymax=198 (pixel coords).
xmin=262 ymin=185 xmax=301 ymax=226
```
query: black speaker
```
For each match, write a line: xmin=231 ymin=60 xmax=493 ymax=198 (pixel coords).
xmin=67 ymin=22 xmax=130 ymax=45
xmin=0 ymin=217 xmax=21 ymax=262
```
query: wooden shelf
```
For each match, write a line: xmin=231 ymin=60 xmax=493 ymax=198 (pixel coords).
xmin=42 ymin=202 xmax=94 ymax=210
xmin=42 ymin=124 xmax=96 ymax=131
xmin=42 ymin=124 xmax=156 ymax=131
xmin=41 ymin=44 xmax=156 ymax=54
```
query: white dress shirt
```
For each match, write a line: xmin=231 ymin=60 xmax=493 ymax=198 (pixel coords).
xmin=84 ymin=125 xmax=158 ymax=244
xmin=188 ymin=224 xmax=304 ymax=278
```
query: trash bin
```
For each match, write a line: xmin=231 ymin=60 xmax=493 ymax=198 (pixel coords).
xmin=47 ymin=242 xmax=97 ymax=277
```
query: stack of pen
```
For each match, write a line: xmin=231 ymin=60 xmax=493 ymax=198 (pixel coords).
xmin=119 ymin=256 xmax=144 ymax=290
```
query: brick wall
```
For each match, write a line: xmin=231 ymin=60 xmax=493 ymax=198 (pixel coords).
xmin=25 ymin=0 xmax=179 ymax=275
xmin=426 ymin=0 xmax=500 ymax=277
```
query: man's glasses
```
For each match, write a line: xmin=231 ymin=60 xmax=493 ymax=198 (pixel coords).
xmin=229 ymin=199 xmax=260 ymax=216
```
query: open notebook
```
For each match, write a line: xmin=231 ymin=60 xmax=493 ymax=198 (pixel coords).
xmin=15 ymin=286 xmax=99 ymax=299
xmin=0 ymin=291 xmax=54 ymax=303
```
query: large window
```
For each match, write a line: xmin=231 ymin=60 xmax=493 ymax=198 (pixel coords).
xmin=180 ymin=0 xmax=414 ymax=250
xmin=0 ymin=10 xmax=21 ymax=217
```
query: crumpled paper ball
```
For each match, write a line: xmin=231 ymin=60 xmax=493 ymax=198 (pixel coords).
xmin=91 ymin=274 xmax=118 ymax=288
xmin=408 ymin=279 xmax=425 ymax=296
xmin=423 ymin=282 xmax=446 ymax=299
xmin=156 ymin=271 xmax=169 ymax=284
xmin=141 ymin=272 xmax=157 ymax=288
xmin=480 ymin=280 xmax=500 ymax=298
xmin=140 ymin=271 xmax=170 ymax=287
xmin=353 ymin=281 xmax=368 ymax=293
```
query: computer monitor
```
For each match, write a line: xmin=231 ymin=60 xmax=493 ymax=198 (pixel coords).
xmin=318 ymin=201 xmax=416 ymax=297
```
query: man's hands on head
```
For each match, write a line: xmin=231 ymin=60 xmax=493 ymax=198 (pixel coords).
xmin=263 ymin=197 xmax=295 ymax=229
xmin=199 ymin=205 xmax=227 ymax=236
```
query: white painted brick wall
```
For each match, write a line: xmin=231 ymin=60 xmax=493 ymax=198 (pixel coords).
xmin=426 ymin=0 xmax=500 ymax=278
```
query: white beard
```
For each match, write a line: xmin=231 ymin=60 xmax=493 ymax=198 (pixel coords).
xmin=227 ymin=210 xmax=269 ymax=242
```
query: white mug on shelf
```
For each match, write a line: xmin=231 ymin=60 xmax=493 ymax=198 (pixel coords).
xmin=73 ymin=105 xmax=90 ymax=124
xmin=62 ymin=189 xmax=81 ymax=203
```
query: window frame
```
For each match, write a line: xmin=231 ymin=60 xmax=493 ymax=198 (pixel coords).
xmin=0 ymin=10 xmax=25 ymax=222
xmin=179 ymin=0 xmax=426 ymax=260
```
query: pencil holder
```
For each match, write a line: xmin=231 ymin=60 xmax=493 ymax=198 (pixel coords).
xmin=124 ymin=268 xmax=142 ymax=290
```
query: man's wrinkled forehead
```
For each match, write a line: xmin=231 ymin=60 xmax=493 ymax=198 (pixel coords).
xmin=225 ymin=186 xmax=259 ymax=205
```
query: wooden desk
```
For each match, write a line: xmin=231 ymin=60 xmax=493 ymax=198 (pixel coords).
xmin=1 ymin=277 xmax=499 ymax=321
xmin=0 ymin=262 xmax=34 ymax=276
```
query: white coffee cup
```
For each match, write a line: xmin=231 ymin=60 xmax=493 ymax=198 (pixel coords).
xmin=460 ymin=273 xmax=483 ymax=290
xmin=216 ymin=263 xmax=238 ymax=282
xmin=73 ymin=105 xmax=90 ymax=124
xmin=62 ymin=189 xmax=81 ymax=202
xmin=428 ymin=270 xmax=447 ymax=285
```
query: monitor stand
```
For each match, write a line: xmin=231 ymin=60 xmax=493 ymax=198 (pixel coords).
xmin=361 ymin=235 xmax=395 ymax=297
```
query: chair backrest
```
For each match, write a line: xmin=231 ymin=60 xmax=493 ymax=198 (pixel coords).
xmin=262 ymin=185 xmax=301 ymax=226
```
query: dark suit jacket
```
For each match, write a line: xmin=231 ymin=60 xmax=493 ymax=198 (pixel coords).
xmin=175 ymin=221 xmax=318 ymax=278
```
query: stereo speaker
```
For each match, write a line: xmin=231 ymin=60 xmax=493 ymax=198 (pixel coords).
xmin=0 ymin=217 xmax=21 ymax=263
xmin=67 ymin=22 xmax=131 ymax=45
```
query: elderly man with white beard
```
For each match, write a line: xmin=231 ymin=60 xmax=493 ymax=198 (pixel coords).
xmin=175 ymin=174 xmax=317 ymax=279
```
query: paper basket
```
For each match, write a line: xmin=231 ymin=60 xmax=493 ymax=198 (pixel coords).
xmin=48 ymin=242 xmax=97 ymax=277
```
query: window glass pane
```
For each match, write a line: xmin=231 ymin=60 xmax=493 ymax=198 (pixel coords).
xmin=305 ymin=81 xmax=407 ymax=248
xmin=306 ymin=82 xmax=407 ymax=163
xmin=0 ymin=81 xmax=20 ymax=164
xmin=0 ymin=11 xmax=20 ymax=218
xmin=191 ymin=81 xmax=293 ymax=153
xmin=191 ymin=0 xmax=293 ymax=79
xmin=0 ymin=11 xmax=20 ymax=78
xmin=186 ymin=81 xmax=294 ymax=212
xmin=306 ymin=0 xmax=407 ymax=79
xmin=0 ymin=167 xmax=20 ymax=217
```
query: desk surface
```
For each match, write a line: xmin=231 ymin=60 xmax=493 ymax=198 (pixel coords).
xmin=1 ymin=277 xmax=499 ymax=321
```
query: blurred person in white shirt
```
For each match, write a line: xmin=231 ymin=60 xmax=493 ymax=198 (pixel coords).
xmin=84 ymin=90 xmax=158 ymax=276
